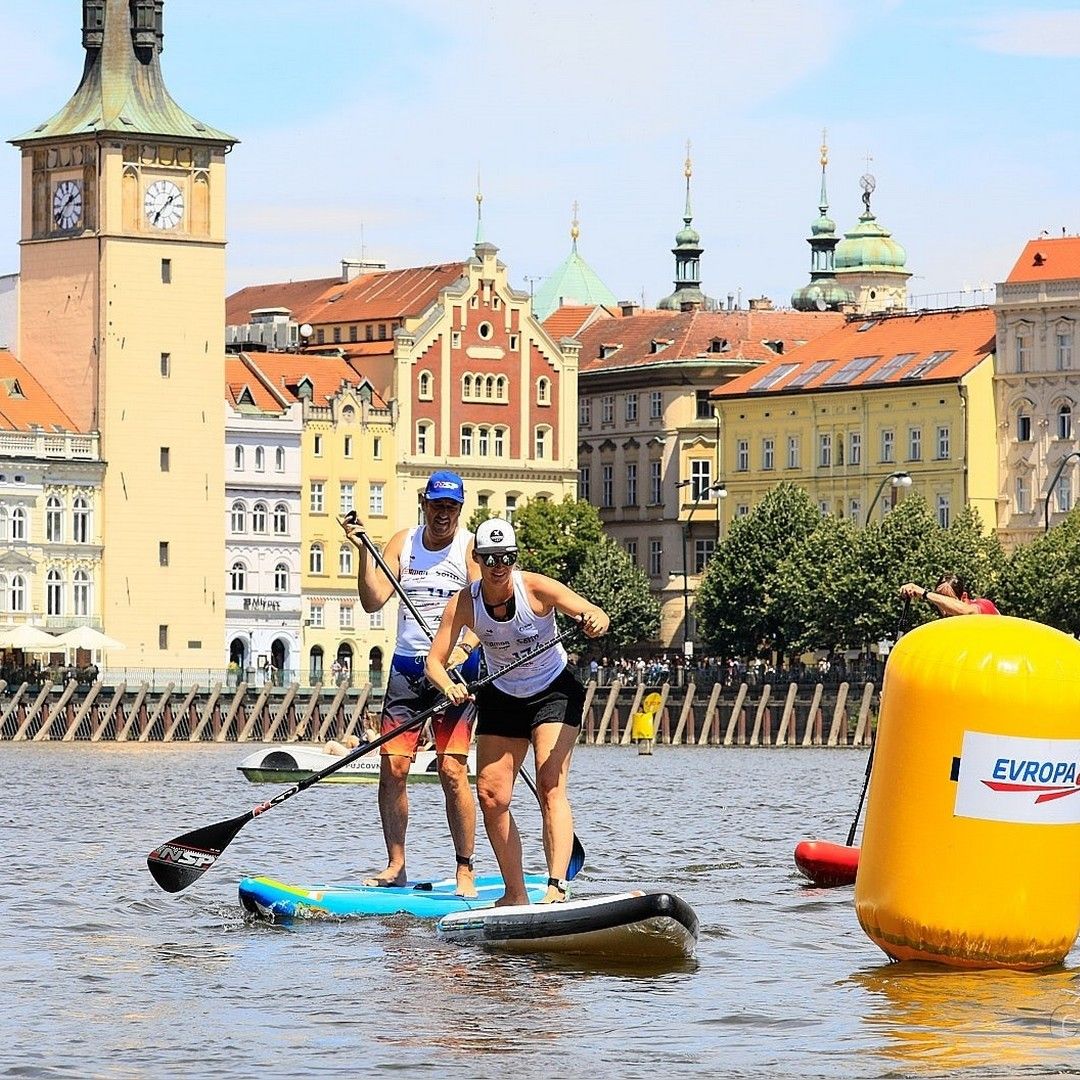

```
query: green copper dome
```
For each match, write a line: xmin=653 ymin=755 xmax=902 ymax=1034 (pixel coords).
xmin=811 ymin=213 xmax=837 ymax=236
xmin=835 ymin=212 xmax=908 ymax=271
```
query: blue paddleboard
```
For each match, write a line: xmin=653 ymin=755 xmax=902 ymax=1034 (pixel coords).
xmin=239 ymin=873 xmax=548 ymax=921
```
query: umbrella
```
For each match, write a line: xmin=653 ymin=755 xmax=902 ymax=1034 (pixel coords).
xmin=54 ymin=626 xmax=126 ymax=651
xmin=0 ymin=624 xmax=60 ymax=651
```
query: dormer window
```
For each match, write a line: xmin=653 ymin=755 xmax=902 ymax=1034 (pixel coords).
xmin=650 ymin=340 xmax=671 ymax=354
xmin=1033 ymin=252 xmax=1046 ymax=267
xmin=599 ymin=344 xmax=619 ymax=359
xmin=709 ymin=338 xmax=729 ymax=353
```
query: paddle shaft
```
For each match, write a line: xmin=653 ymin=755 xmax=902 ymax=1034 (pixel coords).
xmin=846 ymin=597 xmax=911 ymax=847
xmin=352 ymin=521 xmax=586 ymax=878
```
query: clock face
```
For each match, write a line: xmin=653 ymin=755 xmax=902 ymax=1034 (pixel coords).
xmin=144 ymin=179 xmax=185 ymax=230
xmin=52 ymin=179 xmax=83 ymax=230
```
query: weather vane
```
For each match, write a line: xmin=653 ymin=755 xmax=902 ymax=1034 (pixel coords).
xmin=859 ymin=168 xmax=876 ymax=214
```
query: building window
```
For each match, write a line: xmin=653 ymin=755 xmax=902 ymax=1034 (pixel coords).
xmin=1015 ymin=473 xmax=1030 ymax=514
xmin=505 ymin=495 xmax=517 ymax=522
xmin=161 ymin=258 xmax=171 ymax=284
xmin=937 ymin=494 xmax=951 ymax=528
xmin=46 ymin=496 xmax=63 ymax=542
xmin=158 ymin=624 xmax=168 ymax=650
xmin=625 ymin=393 xmax=638 ymax=422
xmin=694 ymin=539 xmax=715 ymax=574
xmin=649 ymin=539 xmax=662 ymax=577
xmin=1058 ymin=404 xmax=1073 ymax=440
xmin=762 ymin=438 xmax=775 ymax=470
xmin=819 ymin=499 xmax=831 ymax=515
xmin=1057 ymin=472 xmax=1073 ymax=513
xmin=417 ymin=421 xmax=432 ymax=455
xmin=333 ymin=326 xmax=341 ymax=343
xmin=650 ymin=390 xmax=663 ymax=419
xmin=369 ymin=483 xmax=384 ymax=516
xmin=849 ymin=498 xmax=861 ymax=521
xmin=160 ymin=352 xmax=170 ymax=377
xmin=316 ymin=329 xmax=325 ymax=344
xmin=230 ymin=561 xmax=246 ymax=591
xmin=340 ymin=483 xmax=355 ymax=515
xmin=275 ymin=446 xmax=285 ymax=472
xmin=369 ymin=608 xmax=383 ymax=629
xmin=787 ymin=436 xmax=800 ymax=469
xmin=1016 ymin=409 xmax=1032 ymax=442
xmin=650 ymin=460 xmax=662 ymax=505
xmin=626 ymin=463 xmax=637 ymax=506
xmin=343 ymin=435 xmax=353 ymax=458
xmin=340 ymin=604 xmax=354 ymax=629
xmin=625 ymin=539 xmax=637 ymax=564
xmin=71 ymin=498 xmax=89 ymax=543
xmin=1057 ymin=331 xmax=1073 ymax=371
xmin=736 ymin=439 xmax=749 ymax=472
xmin=601 ymin=395 xmax=615 ymax=424
xmin=273 ymin=503 xmax=287 ymax=534
xmin=537 ymin=377 xmax=550 ymax=405
xmin=310 ymin=482 xmax=324 ymax=513
xmin=339 ymin=544 xmax=353 ymax=575
xmin=601 ymin=464 xmax=614 ymax=508
xmin=579 ymin=397 xmax=591 ymax=426
xmin=460 ymin=425 xmax=473 ymax=456
xmin=73 ymin=570 xmax=89 ymax=616
xmin=509 ymin=333 xmax=519 ymax=351
xmin=159 ymin=541 xmax=169 ymax=566
xmin=847 ymin=432 xmax=861 ymax=466
xmin=936 ymin=426 xmax=951 ymax=459
xmin=477 ymin=321 xmax=492 ymax=340
xmin=695 ymin=390 xmax=714 ymax=421
xmin=234 ymin=445 xmax=244 ymax=470
xmin=908 ymin=427 xmax=922 ymax=461
xmin=46 ymin=569 xmax=62 ymax=616
xmin=313 ymin=434 xmax=323 ymax=457
xmin=309 ymin=543 xmax=324 ymax=574
xmin=534 ymin=427 xmax=549 ymax=459
xmin=373 ymin=436 xmax=382 ymax=459
xmin=349 ymin=325 xmax=358 ymax=342
xmin=254 ymin=446 xmax=265 ymax=472
xmin=818 ymin=434 xmax=832 ymax=468
xmin=310 ymin=605 xmax=324 ymax=628
xmin=230 ymin=501 xmax=245 ymax=534
xmin=494 ymin=427 xmax=506 ymax=456
xmin=270 ymin=562 xmax=288 ymax=593
xmin=881 ymin=429 xmax=895 ymax=463
xmin=452 ymin=330 xmax=461 ymax=348
xmin=418 ymin=371 xmax=433 ymax=400
xmin=473 ymin=427 xmax=486 ymax=456
xmin=1015 ymin=332 xmax=1028 ymax=373
xmin=252 ymin=502 xmax=268 ymax=533
xmin=690 ymin=460 xmax=711 ymax=499
xmin=579 ymin=465 xmax=590 ymax=502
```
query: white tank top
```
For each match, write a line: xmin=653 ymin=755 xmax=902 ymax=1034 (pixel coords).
xmin=395 ymin=526 xmax=471 ymax=656
xmin=470 ymin=572 xmax=567 ymax=695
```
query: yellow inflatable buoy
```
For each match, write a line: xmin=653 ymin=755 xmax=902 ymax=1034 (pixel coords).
xmin=631 ymin=692 xmax=662 ymax=741
xmin=854 ymin=615 xmax=1080 ymax=970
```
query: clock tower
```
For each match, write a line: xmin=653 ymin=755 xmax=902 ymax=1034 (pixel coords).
xmin=10 ymin=0 xmax=237 ymax=666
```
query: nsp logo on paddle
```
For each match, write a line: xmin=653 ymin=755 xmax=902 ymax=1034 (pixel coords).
xmin=148 ymin=842 xmax=217 ymax=869
xmin=955 ymin=731 xmax=1080 ymax=824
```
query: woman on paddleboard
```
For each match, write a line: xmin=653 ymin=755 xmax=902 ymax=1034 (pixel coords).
xmin=427 ymin=518 xmax=610 ymax=906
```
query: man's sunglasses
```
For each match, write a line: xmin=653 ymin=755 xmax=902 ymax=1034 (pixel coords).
xmin=480 ymin=551 xmax=518 ymax=567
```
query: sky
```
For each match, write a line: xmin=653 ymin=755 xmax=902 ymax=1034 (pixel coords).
xmin=2 ymin=0 xmax=1080 ymax=309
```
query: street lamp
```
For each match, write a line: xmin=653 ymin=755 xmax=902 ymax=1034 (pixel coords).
xmin=1044 ymin=451 xmax=1080 ymax=533
xmin=677 ymin=478 xmax=729 ymax=655
xmin=864 ymin=471 xmax=912 ymax=526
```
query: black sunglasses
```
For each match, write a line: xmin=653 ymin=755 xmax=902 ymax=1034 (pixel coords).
xmin=480 ymin=551 xmax=518 ymax=567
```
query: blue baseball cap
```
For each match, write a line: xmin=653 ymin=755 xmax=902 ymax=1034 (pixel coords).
xmin=423 ymin=470 xmax=465 ymax=504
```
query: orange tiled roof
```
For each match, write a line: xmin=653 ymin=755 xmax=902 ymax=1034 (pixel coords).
xmin=713 ymin=307 xmax=996 ymax=399
xmin=225 ymin=355 xmax=291 ymax=412
xmin=226 ymin=264 xmax=469 ymax=328
xmin=1006 ymin=237 xmax=1080 ymax=283
xmin=236 ymin=351 xmax=390 ymax=410
xmin=0 ymin=349 xmax=81 ymax=432
xmin=542 ymin=304 xmax=618 ymax=341
xmin=577 ymin=309 xmax=844 ymax=374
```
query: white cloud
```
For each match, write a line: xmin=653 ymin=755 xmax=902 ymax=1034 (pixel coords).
xmin=969 ymin=10 xmax=1080 ymax=57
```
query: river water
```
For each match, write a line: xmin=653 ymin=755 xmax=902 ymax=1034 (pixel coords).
xmin=2 ymin=742 xmax=1076 ymax=1079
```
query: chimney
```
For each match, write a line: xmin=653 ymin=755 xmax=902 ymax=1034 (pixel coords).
xmin=619 ymin=299 xmax=640 ymax=317
xmin=726 ymin=293 xmax=734 ymax=311
xmin=748 ymin=295 xmax=774 ymax=311
xmin=341 ymin=257 xmax=388 ymax=282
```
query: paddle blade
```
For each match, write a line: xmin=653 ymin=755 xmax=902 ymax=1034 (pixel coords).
xmin=146 ymin=812 xmax=250 ymax=893
xmin=566 ymin=834 xmax=586 ymax=881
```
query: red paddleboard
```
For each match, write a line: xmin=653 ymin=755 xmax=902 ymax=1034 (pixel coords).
xmin=794 ymin=840 xmax=860 ymax=887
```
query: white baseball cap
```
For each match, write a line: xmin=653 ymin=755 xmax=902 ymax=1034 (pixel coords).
xmin=475 ymin=518 xmax=517 ymax=553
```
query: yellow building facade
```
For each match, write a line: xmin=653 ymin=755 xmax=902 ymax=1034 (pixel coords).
xmin=11 ymin=1 xmax=233 ymax=668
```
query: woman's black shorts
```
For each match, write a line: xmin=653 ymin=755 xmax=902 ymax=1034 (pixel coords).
xmin=476 ymin=666 xmax=585 ymax=741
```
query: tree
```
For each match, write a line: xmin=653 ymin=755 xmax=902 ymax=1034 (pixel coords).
xmin=496 ymin=496 xmax=605 ymax=582
xmin=998 ymin=507 xmax=1080 ymax=633
xmin=696 ymin=482 xmax=821 ymax=658
xmin=570 ymin=539 xmax=660 ymax=649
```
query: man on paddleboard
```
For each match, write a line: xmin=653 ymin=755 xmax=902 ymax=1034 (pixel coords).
xmin=426 ymin=518 xmax=610 ymax=906
xmin=899 ymin=573 xmax=1000 ymax=617
xmin=340 ymin=471 xmax=481 ymax=896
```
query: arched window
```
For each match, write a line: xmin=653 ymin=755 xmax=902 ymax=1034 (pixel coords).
xmin=485 ymin=376 xmax=495 ymax=399
xmin=418 ymin=371 xmax=433 ymax=400
xmin=339 ymin=544 xmax=353 ymax=575
xmin=497 ymin=375 xmax=508 ymax=400
xmin=230 ymin=501 xmax=246 ymax=534
xmin=0 ymin=507 xmax=8 ymax=542
xmin=275 ymin=446 xmax=285 ymax=472
xmin=234 ymin=445 xmax=244 ymax=470
xmin=46 ymin=496 xmax=63 ymax=542
xmin=73 ymin=570 xmax=90 ymax=616
xmin=478 ymin=427 xmax=490 ymax=455
xmin=1058 ymin=403 xmax=1073 ymax=440
xmin=1016 ymin=404 xmax=1033 ymax=443
xmin=493 ymin=427 xmax=506 ymax=456
xmin=72 ymin=496 xmax=90 ymax=543
xmin=462 ymin=374 xmax=473 ymax=399
xmin=273 ymin=503 xmax=288 ymax=534
xmin=537 ymin=377 xmax=550 ymax=404
xmin=309 ymin=543 xmax=324 ymax=574
xmin=534 ymin=425 xmax=550 ymax=459
xmin=416 ymin=421 xmax=432 ymax=455
xmin=10 ymin=574 xmax=26 ymax=613
xmin=230 ymin=561 xmax=246 ymax=591
xmin=46 ymin=568 xmax=63 ymax=615
xmin=254 ymin=446 xmax=265 ymax=472
xmin=252 ymin=502 xmax=268 ymax=533
xmin=274 ymin=563 xmax=289 ymax=593
xmin=11 ymin=506 xmax=27 ymax=542
xmin=309 ymin=645 xmax=324 ymax=683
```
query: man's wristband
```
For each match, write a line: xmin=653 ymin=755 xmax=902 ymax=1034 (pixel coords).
xmin=922 ymin=587 xmax=931 ymax=600
xmin=460 ymin=643 xmax=474 ymax=655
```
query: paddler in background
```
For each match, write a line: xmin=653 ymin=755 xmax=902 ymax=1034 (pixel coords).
xmin=341 ymin=470 xmax=481 ymax=896
xmin=427 ymin=518 xmax=610 ymax=906
xmin=899 ymin=573 xmax=1000 ymax=617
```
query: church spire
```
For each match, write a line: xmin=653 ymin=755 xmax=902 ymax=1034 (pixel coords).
xmin=570 ymin=200 xmax=580 ymax=254
xmin=475 ymin=171 xmax=484 ymax=245
xmin=657 ymin=142 xmax=715 ymax=312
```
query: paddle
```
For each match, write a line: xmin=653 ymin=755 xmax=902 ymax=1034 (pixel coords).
xmin=348 ymin=516 xmax=587 ymax=880
xmin=146 ymin=625 xmax=579 ymax=894
xmin=845 ymin=597 xmax=911 ymax=847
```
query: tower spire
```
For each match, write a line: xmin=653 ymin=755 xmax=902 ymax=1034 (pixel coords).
xmin=657 ymin=142 xmax=714 ymax=312
xmin=474 ymin=170 xmax=484 ymax=245
xmin=570 ymin=200 xmax=580 ymax=254
xmin=819 ymin=127 xmax=829 ymax=215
